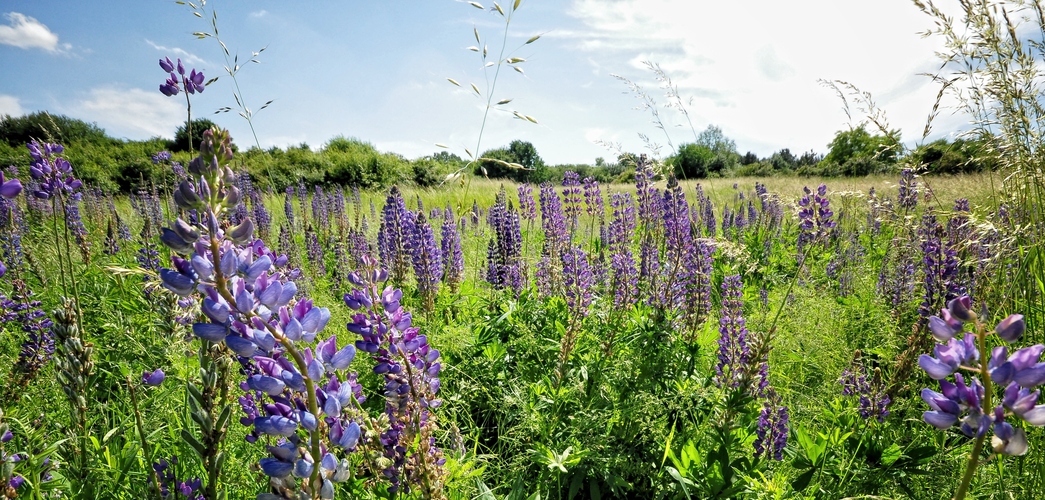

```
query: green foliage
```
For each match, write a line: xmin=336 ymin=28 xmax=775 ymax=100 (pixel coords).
xmin=476 ymin=140 xmax=546 ymax=182
xmin=0 ymin=112 xmax=113 ymax=147
xmin=821 ymin=125 xmax=900 ymax=176
xmin=172 ymin=118 xmax=221 ymax=152
xmin=671 ymin=143 xmax=715 ymax=179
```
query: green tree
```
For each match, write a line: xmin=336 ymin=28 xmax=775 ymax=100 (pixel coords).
xmin=821 ymin=125 xmax=900 ymax=176
xmin=475 ymin=140 xmax=545 ymax=182
xmin=671 ymin=143 xmax=716 ymax=179
xmin=0 ymin=112 xmax=112 ymax=147
xmin=172 ymin=118 xmax=220 ymax=152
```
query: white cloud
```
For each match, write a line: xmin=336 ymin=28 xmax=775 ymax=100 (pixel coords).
xmin=0 ymin=12 xmax=65 ymax=53
xmin=145 ymin=39 xmax=208 ymax=67
xmin=70 ymin=87 xmax=183 ymax=139
xmin=249 ymin=10 xmax=269 ymax=18
xmin=566 ymin=0 xmax=952 ymax=155
xmin=0 ymin=94 xmax=23 ymax=117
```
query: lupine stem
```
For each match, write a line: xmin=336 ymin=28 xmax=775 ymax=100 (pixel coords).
xmin=127 ymin=375 xmax=162 ymax=499
xmin=953 ymin=316 xmax=993 ymax=500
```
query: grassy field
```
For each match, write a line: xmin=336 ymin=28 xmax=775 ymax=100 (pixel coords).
xmin=0 ymin=149 xmax=1040 ymax=499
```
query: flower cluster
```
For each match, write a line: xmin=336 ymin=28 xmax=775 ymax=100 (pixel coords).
xmin=797 ymin=184 xmax=836 ymax=249
xmin=27 ymin=141 xmax=82 ymax=199
xmin=715 ymin=275 xmax=750 ymax=388
xmin=919 ymin=296 xmax=1041 ymax=456
xmin=159 ymin=128 xmax=367 ymax=498
xmin=440 ymin=207 xmax=464 ymax=293
xmin=344 ymin=266 xmax=446 ymax=496
xmin=153 ymin=456 xmax=204 ymax=500
xmin=158 ymin=57 xmax=205 ymax=96
xmin=754 ymin=389 xmax=789 ymax=461
xmin=898 ymin=168 xmax=918 ymax=210
xmin=839 ymin=351 xmax=891 ymax=422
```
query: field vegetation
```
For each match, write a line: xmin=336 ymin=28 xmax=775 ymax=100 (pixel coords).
xmin=3 ymin=0 xmax=1045 ymax=499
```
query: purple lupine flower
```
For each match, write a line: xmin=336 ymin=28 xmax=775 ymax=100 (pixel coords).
xmin=898 ymin=168 xmax=918 ymax=210
xmin=0 ymin=193 xmax=26 ymax=275
xmin=410 ymin=211 xmax=443 ymax=311
xmin=635 ymin=157 xmax=661 ymax=228
xmin=141 ymin=368 xmax=166 ymax=386
xmin=517 ymin=183 xmax=537 ymax=221
xmin=65 ymin=195 xmax=90 ymax=262
xmin=877 ymin=243 xmax=916 ymax=311
xmin=827 ymin=233 xmax=863 ymax=297
xmin=797 ymin=184 xmax=836 ymax=251
xmin=561 ymin=171 xmax=583 ymax=231
xmin=158 ymin=57 xmax=205 ymax=96
xmin=608 ymin=193 xmax=637 ymax=309
xmin=539 ymin=183 xmax=568 ymax=253
xmin=839 ymin=352 xmax=891 ymax=422
xmin=305 ymin=223 xmax=325 ymax=276
xmin=683 ymin=240 xmax=715 ymax=334
xmin=377 ymin=186 xmax=414 ymax=285
xmin=277 ymin=222 xmax=296 ymax=268
xmin=919 ymin=214 xmax=960 ymax=319
xmin=582 ymin=176 xmax=603 ymax=221
xmin=0 ymin=171 xmax=22 ymax=199
xmin=716 ymin=275 xmax=749 ymax=388
xmin=27 ymin=141 xmax=81 ymax=199
xmin=754 ymin=389 xmax=789 ymax=461
xmin=153 ymin=456 xmax=204 ymax=500
xmin=137 ymin=219 xmax=161 ymax=293
xmin=561 ymin=244 xmax=594 ymax=319
xmin=103 ymin=219 xmax=120 ymax=255
xmin=484 ymin=188 xmax=524 ymax=294
xmin=654 ymin=175 xmax=693 ymax=313
xmin=284 ymin=186 xmax=296 ymax=229
xmin=9 ymin=279 xmax=55 ymax=384
xmin=158 ymin=128 xmax=371 ymax=496
xmin=151 ymin=151 xmax=173 ymax=164
xmin=696 ymin=184 xmax=716 ymax=238
xmin=440 ymin=207 xmax=464 ymax=293
xmin=345 ymin=266 xmax=447 ymax=495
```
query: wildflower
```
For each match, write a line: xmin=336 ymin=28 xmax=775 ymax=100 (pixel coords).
xmin=141 ymin=369 xmax=166 ymax=386
xmin=0 ymin=171 xmax=22 ymax=199
xmin=754 ymin=389 xmax=789 ymax=461
xmin=411 ymin=211 xmax=443 ymax=310
xmin=440 ymin=207 xmax=464 ymax=292
xmin=920 ymin=298 xmax=1044 ymax=453
xmin=716 ymin=275 xmax=749 ymax=388
xmin=158 ymin=57 xmax=205 ymax=96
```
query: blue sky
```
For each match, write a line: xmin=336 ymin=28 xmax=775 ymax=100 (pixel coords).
xmin=0 ymin=0 xmax=963 ymax=164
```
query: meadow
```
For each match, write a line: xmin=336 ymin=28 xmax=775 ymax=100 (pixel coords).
xmin=0 ymin=135 xmax=1040 ymax=500
xmin=4 ymin=0 xmax=1045 ymax=498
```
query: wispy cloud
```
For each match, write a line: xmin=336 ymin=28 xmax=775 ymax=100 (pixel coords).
xmin=249 ymin=10 xmax=269 ymax=19
xmin=70 ymin=87 xmax=182 ymax=139
xmin=0 ymin=12 xmax=70 ymax=53
xmin=566 ymin=0 xmax=949 ymax=154
xmin=145 ymin=39 xmax=208 ymax=67
xmin=0 ymin=94 xmax=23 ymax=117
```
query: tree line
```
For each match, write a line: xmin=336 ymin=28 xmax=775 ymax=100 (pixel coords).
xmin=0 ymin=112 xmax=994 ymax=193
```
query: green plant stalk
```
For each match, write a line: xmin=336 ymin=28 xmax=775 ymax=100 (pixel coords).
xmin=952 ymin=317 xmax=993 ymax=500
xmin=127 ymin=376 xmax=162 ymax=499
xmin=184 ymin=92 xmax=194 ymax=153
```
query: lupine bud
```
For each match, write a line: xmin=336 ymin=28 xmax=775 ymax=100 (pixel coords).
xmin=948 ymin=296 xmax=975 ymax=322
xmin=172 ymin=218 xmax=199 ymax=242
